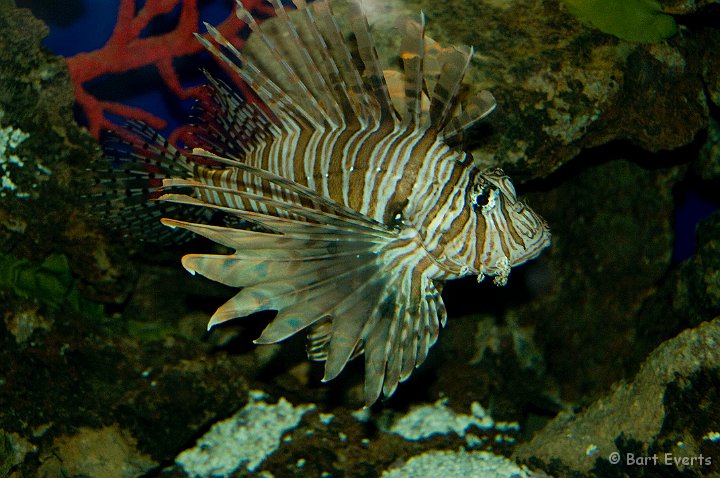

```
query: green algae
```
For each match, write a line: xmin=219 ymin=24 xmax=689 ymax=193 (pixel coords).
xmin=0 ymin=252 xmax=104 ymax=318
xmin=563 ymin=0 xmax=677 ymax=43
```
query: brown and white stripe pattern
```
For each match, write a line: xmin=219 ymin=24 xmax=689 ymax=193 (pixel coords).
xmin=155 ymin=0 xmax=550 ymax=404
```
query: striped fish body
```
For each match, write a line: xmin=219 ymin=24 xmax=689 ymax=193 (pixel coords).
xmin=105 ymin=0 xmax=551 ymax=405
xmin=198 ymin=122 xmax=457 ymax=235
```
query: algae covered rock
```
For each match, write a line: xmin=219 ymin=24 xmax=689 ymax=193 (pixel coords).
xmin=36 ymin=426 xmax=156 ymax=478
xmin=513 ymin=317 xmax=720 ymax=476
xmin=381 ymin=449 xmax=533 ymax=478
xmin=380 ymin=0 xmax=710 ymax=180
xmin=510 ymin=159 xmax=677 ymax=400
xmin=1 ymin=0 xmax=719 ymax=476
xmin=659 ymin=0 xmax=720 ymax=14
xmin=634 ymin=211 xmax=720 ymax=357
xmin=0 ymin=0 xmax=134 ymax=304
xmin=0 ymin=13 xmax=255 ymax=463
xmin=697 ymin=117 xmax=720 ymax=181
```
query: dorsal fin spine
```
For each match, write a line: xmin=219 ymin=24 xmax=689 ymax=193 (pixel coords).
xmin=311 ymin=0 xmax=373 ymax=125
xmin=400 ymin=13 xmax=426 ymax=130
xmin=346 ymin=1 xmax=399 ymax=125
xmin=235 ymin=1 xmax=327 ymax=128
xmin=197 ymin=23 xmax=320 ymax=130
xmin=267 ymin=0 xmax=343 ymax=129
xmin=291 ymin=0 xmax=360 ymax=126
xmin=429 ymin=45 xmax=473 ymax=132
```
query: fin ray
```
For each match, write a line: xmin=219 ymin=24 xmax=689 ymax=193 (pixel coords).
xmin=399 ymin=14 xmax=425 ymax=128
xmin=429 ymin=45 xmax=473 ymax=130
xmin=346 ymin=1 xmax=398 ymax=123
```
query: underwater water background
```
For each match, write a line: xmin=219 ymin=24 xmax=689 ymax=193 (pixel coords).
xmin=18 ymin=0 xmax=720 ymax=264
xmin=3 ymin=1 xmax=720 ymax=476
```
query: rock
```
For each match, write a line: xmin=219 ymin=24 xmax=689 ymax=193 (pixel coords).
xmin=696 ymin=117 xmax=720 ymax=182
xmin=388 ymin=399 xmax=497 ymax=441
xmin=1 ymin=0 xmax=719 ymax=476
xmin=510 ymin=159 xmax=678 ymax=401
xmin=381 ymin=449 xmax=534 ymax=478
xmin=513 ymin=317 xmax=720 ymax=476
xmin=175 ymin=392 xmax=316 ymax=477
xmin=659 ymin=0 xmax=720 ymax=15
xmin=0 ymin=297 xmax=252 ymax=475
xmin=36 ymin=426 xmax=156 ymax=478
xmin=0 ymin=0 xmax=134 ymax=304
xmin=699 ymin=27 xmax=720 ymax=108
xmin=0 ymin=430 xmax=35 ymax=477
xmin=372 ymin=0 xmax=709 ymax=180
xmin=633 ymin=212 xmax=720 ymax=361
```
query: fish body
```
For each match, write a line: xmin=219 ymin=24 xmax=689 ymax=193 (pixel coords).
xmin=95 ymin=0 xmax=551 ymax=404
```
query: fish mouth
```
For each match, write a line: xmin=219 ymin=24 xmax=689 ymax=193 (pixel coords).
xmin=512 ymin=227 xmax=552 ymax=266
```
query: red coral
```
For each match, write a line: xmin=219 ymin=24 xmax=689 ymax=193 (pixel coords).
xmin=65 ymin=0 xmax=273 ymax=138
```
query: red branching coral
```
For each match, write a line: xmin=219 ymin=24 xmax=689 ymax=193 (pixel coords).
xmin=65 ymin=0 xmax=273 ymax=138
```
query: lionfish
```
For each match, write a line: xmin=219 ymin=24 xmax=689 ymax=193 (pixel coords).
xmin=94 ymin=0 xmax=550 ymax=405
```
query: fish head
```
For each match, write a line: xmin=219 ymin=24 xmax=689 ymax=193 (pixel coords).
xmin=468 ymin=168 xmax=551 ymax=284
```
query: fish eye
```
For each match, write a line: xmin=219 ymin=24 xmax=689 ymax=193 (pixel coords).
xmin=473 ymin=189 xmax=490 ymax=208
xmin=470 ymin=181 xmax=496 ymax=211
